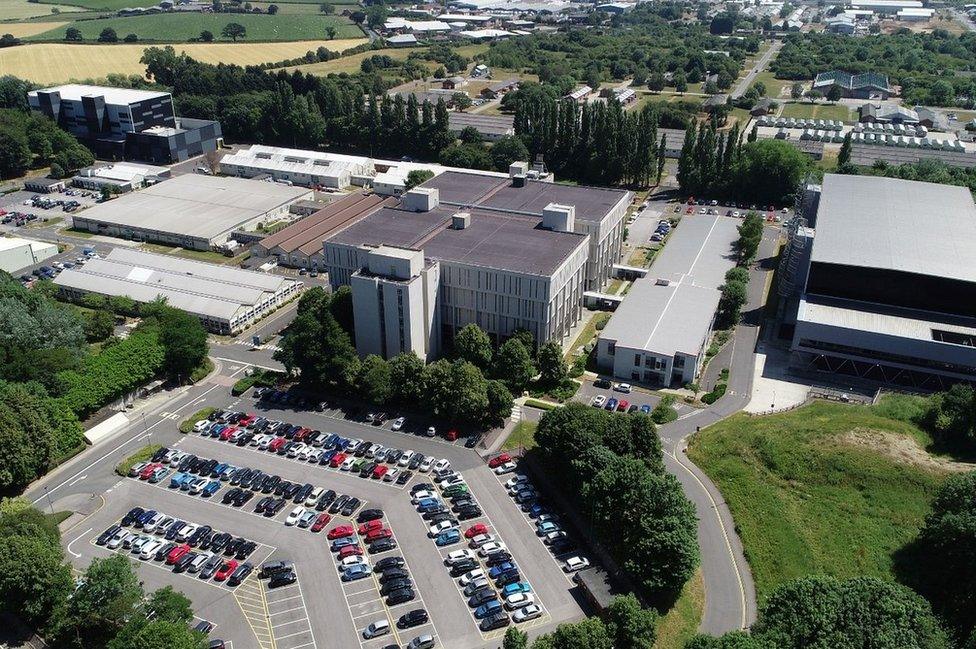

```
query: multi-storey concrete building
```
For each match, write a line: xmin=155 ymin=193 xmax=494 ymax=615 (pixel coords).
xmin=322 ymin=167 xmax=628 ymax=358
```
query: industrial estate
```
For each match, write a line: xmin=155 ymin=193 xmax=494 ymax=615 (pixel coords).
xmin=3 ymin=4 xmax=976 ymax=649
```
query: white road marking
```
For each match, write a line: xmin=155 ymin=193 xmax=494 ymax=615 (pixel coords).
xmin=67 ymin=527 xmax=93 ymax=557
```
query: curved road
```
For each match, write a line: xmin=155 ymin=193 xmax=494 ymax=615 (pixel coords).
xmin=656 ymin=226 xmax=780 ymax=634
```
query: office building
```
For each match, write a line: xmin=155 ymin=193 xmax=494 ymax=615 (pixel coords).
xmin=219 ymin=145 xmax=374 ymax=189
xmin=28 ymin=84 xmax=222 ymax=164
xmin=71 ymin=174 xmax=312 ymax=250
xmin=54 ymin=248 xmax=301 ymax=334
xmin=323 ymin=166 xmax=631 ymax=358
xmin=596 ymin=215 xmax=740 ymax=386
xmin=788 ymin=174 xmax=976 ymax=387
xmin=0 ymin=237 xmax=58 ymax=273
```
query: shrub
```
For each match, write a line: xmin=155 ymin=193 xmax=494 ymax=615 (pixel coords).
xmin=115 ymin=445 xmax=161 ymax=476
xmin=178 ymin=407 xmax=215 ymax=434
xmin=525 ymin=398 xmax=558 ymax=411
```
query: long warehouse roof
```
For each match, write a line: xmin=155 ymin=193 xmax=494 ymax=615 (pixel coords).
xmin=258 ymin=192 xmax=388 ymax=256
xmin=813 ymin=174 xmax=976 ymax=283
xmin=54 ymin=248 xmax=297 ymax=320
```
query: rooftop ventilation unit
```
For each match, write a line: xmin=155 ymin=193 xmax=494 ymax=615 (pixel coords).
xmin=655 ymin=278 xmax=671 ymax=286
xmin=452 ymin=212 xmax=471 ymax=230
xmin=509 ymin=161 xmax=528 ymax=188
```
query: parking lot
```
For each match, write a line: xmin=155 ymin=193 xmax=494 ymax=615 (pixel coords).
xmin=65 ymin=390 xmax=589 ymax=649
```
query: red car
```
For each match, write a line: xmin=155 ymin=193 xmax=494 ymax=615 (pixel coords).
xmin=294 ymin=427 xmax=310 ymax=441
xmin=329 ymin=452 xmax=347 ymax=468
xmin=139 ymin=463 xmax=162 ymax=480
xmin=372 ymin=465 xmax=388 ymax=479
xmin=685 ymin=207 xmax=693 ymax=214
xmin=238 ymin=415 xmax=255 ymax=427
xmin=617 ymin=400 xmax=629 ymax=411
xmin=366 ymin=527 xmax=393 ymax=543
xmin=214 ymin=559 xmax=239 ymax=581
xmin=488 ymin=453 xmax=511 ymax=469
xmin=446 ymin=430 xmax=459 ymax=441
xmin=327 ymin=525 xmax=355 ymax=540
xmin=358 ymin=520 xmax=383 ymax=535
xmin=220 ymin=426 xmax=238 ymax=441
xmin=166 ymin=543 xmax=191 ymax=565
xmin=464 ymin=523 xmax=489 ymax=539
xmin=268 ymin=437 xmax=286 ymax=452
xmin=338 ymin=545 xmax=364 ymax=559
xmin=686 ymin=197 xmax=695 ymax=205
xmin=311 ymin=513 xmax=332 ymax=533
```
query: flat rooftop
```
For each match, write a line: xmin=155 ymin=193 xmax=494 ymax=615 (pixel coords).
xmin=54 ymin=248 xmax=296 ymax=320
xmin=447 ymin=112 xmax=515 ymax=136
xmin=257 ymin=193 xmax=389 ymax=256
xmin=813 ymin=174 xmax=976 ymax=284
xmin=31 ymin=84 xmax=170 ymax=105
xmin=330 ymin=204 xmax=587 ymax=276
xmin=75 ymin=175 xmax=311 ymax=241
xmin=600 ymin=214 xmax=740 ymax=356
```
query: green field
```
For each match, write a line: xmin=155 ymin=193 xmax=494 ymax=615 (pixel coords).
xmin=33 ymin=0 xmax=156 ymax=10
xmin=687 ymin=399 xmax=955 ymax=601
xmin=781 ymin=101 xmax=854 ymax=123
xmin=28 ymin=12 xmax=360 ymax=41
xmin=0 ymin=0 xmax=86 ymax=20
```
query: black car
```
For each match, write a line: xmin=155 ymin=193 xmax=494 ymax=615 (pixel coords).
xmin=486 ymin=552 xmax=513 ymax=567
xmin=255 ymin=496 xmax=273 ymax=514
xmin=396 ymin=470 xmax=413 ymax=485
xmin=222 ymin=488 xmax=243 ymax=504
xmin=457 ymin=507 xmax=482 ymax=521
xmin=236 ymin=540 xmax=258 ymax=560
xmin=450 ymin=558 xmax=478 ymax=577
xmin=386 ymin=449 xmax=402 ymax=464
xmin=495 ymin=570 xmax=521 ymax=587
xmin=468 ymin=588 xmax=496 ymax=608
xmin=329 ymin=495 xmax=348 ymax=514
xmin=173 ymin=552 xmax=197 ymax=574
xmin=357 ymin=508 xmax=384 ymax=523
xmin=341 ymin=497 xmax=360 ymax=517
xmin=234 ymin=490 xmax=254 ymax=507
xmin=359 ymin=462 xmax=376 ymax=478
xmin=197 ymin=529 xmax=215 ymax=550
xmin=228 ymin=562 xmax=254 ymax=586
xmin=421 ymin=507 xmax=447 ymax=521
xmin=96 ymin=525 xmax=122 ymax=545
xmin=480 ymin=613 xmax=510 ymax=631
xmin=260 ymin=560 xmax=295 ymax=579
xmin=265 ymin=498 xmax=286 ymax=517
xmin=411 ymin=483 xmax=434 ymax=495
xmin=210 ymin=533 xmax=231 ymax=553
xmin=269 ymin=570 xmax=297 ymax=588
xmin=386 ymin=587 xmax=415 ymax=606
xmin=369 ymin=538 xmax=398 ymax=554
xmin=151 ymin=447 xmax=169 ymax=462
xmin=188 ymin=525 xmax=212 ymax=547
xmin=199 ymin=554 xmax=223 ymax=579
xmin=380 ymin=577 xmax=412 ymax=595
xmin=224 ymin=537 xmax=244 ymax=556
xmin=549 ymin=537 xmax=577 ymax=554
xmin=155 ymin=542 xmax=177 ymax=561
xmin=165 ymin=521 xmax=186 ymax=541
xmin=229 ymin=468 xmax=248 ymax=485
xmin=121 ymin=507 xmax=145 ymax=526
xmin=465 ymin=436 xmax=479 ymax=449
xmin=274 ymin=480 xmax=291 ymax=497
xmin=261 ymin=475 xmax=281 ymax=494
xmin=378 ymin=567 xmax=410 ymax=584
xmin=374 ymin=556 xmax=405 ymax=572
xmin=282 ymin=483 xmax=301 ymax=500
xmin=427 ymin=513 xmax=458 ymax=527
xmin=408 ymin=455 xmax=423 ymax=470
xmin=397 ymin=609 xmax=429 ymax=629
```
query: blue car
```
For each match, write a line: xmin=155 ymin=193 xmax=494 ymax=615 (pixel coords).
xmin=202 ymin=480 xmax=221 ymax=497
xmin=489 ymin=562 xmax=515 ymax=579
xmin=527 ymin=503 xmax=548 ymax=519
xmin=640 ymin=404 xmax=652 ymax=414
xmin=536 ymin=521 xmax=560 ymax=536
xmin=331 ymin=537 xmax=357 ymax=552
xmin=169 ymin=472 xmax=188 ymax=488
xmin=209 ymin=424 xmax=225 ymax=438
xmin=502 ymin=582 xmax=531 ymax=597
xmin=417 ymin=499 xmax=442 ymax=513
xmin=605 ymin=397 xmax=618 ymax=410
xmin=342 ymin=564 xmax=370 ymax=581
xmin=435 ymin=529 xmax=461 ymax=547
xmin=475 ymin=599 xmax=503 ymax=619
xmin=136 ymin=509 xmax=157 ymax=527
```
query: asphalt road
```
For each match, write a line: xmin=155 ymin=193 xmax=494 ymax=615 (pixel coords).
xmin=731 ymin=40 xmax=782 ymax=99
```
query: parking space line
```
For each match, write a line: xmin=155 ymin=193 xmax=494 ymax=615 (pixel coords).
xmin=268 ymin=605 xmax=306 ymax=616
xmin=271 ymin=617 xmax=310 ymax=630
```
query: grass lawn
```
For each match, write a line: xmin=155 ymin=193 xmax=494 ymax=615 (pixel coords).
xmin=752 ymin=71 xmax=793 ymax=99
xmin=0 ymin=39 xmax=364 ymax=83
xmin=502 ymin=420 xmax=538 ymax=451
xmin=0 ymin=0 xmax=85 ymax=20
xmin=687 ymin=399 xmax=953 ymax=601
xmin=816 ymin=148 xmax=839 ymax=171
xmin=781 ymin=101 xmax=853 ymax=123
xmin=33 ymin=0 xmax=156 ymax=9
xmin=566 ymin=310 xmax=610 ymax=360
xmin=654 ymin=568 xmax=705 ymax=649
xmin=28 ymin=13 xmax=360 ymax=41
xmin=635 ymin=93 xmax=702 ymax=111
xmin=280 ymin=46 xmax=427 ymax=74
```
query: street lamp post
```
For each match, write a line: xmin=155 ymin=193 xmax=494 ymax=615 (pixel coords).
xmin=44 ymin=485 xmax=54 ymax=514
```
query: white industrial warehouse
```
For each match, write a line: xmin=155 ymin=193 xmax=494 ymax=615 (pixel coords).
xmin=53 ymin=248 xmax=302 ymax=334
xmin=0 ymin=237 xmax=58 ymax=273
xmin=70 ymin=174 xmax=312 ymax=250
xmin=219 ymin=145 xmax=375 ymax=189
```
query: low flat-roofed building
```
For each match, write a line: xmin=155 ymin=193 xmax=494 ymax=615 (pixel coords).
xmin=459 ymin=28 xmax=514 ymax=39
xmin=71 ymin=162 xmax=171 ymax=193
xmin=0 ymin=237 xmax=58 ymax=273
xmin=53 ymin=247 xmax=302 ymax=334
xmin=23 ymin=176 xmax=67 ymax=193
xmin=71 ymin=174 xmax=312 ymax=250
xmin=597 ymin=214 xmax=739 ymax=386
xmin=447 ymin=112 xmax=515 ymax=140
xmin=790 ymin=174 xmax=976 ymax=387
xmin=219 ymin=145 xmax=373 ymax=189
xmin=253 ymin=192 xmax=389 ymax=269
xmin=481 ymin=78 xmax=520 ymax=99
xmin=814 ymin=70 xmax=892 ymax=99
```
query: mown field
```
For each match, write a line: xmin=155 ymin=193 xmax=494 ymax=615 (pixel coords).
xmin=27 ymin=12 xmax=362 ymax=41
xmin=780 ymin=101 xmax=854 ymax=122
xmin=687 ymin=398 xmax=956 ymax=601
xmin=1 ymin=20 xmax=70 ymax=37
xmin=0 ymin=0 xmax=85 ymax=20
xmin=279 ymin=42 xmax=490 ymax=76
xmin=0 ymin=39 xmax=366 ymax=83
xmin=32 ymin=0 xmax=174 ymax=10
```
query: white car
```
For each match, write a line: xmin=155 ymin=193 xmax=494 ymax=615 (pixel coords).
xmin=130 ymin=535 xmax=152 ymax=554
xmin=365 ymin=443 xmax=381 ymax=458
xmin=513 ymin=604 xmax=543 ymax=623
xmin=193 ymin=420 xmax=211 ymax=433
xmin=106 ymin=529 xmax=128 ymax=549
xmin=383 ymin=468 xmax=399 ymax=483
xmin=437 ymin=475 xmax=465 ymax=488
xmin=391 ymin=417 xmax=406 ymax=432
xmin=478 ymin=542 xmax=506 ymax=557
xmin=444 ymin=549 xmax=476 ymax=566
xmin=426 ymin=426 xmax=436 ymax=437
xmin=362 ymin=619 xmax=390 ymax=639
xmin=177 ymin=523 xmax=198 ymax=541
xmin=251 ymin=434 xmax=269 ymax=447
xmin=340 ymin=457 xmax=357 ymax=471
xmin=287 ymin=443 xmax=306 ymax=458
xmin=398 ymin=450 xmax=415 ymax=467
xmin=563 ymin=556 xmax=590 ymax=573
xmin=337 ymin=555 xmax=368 ymax=572
xmin=428 ymin=521 xmax=455 ymax=537
xmin=168 ymin=451 xmax=188 ymax=466
xmin=433 ymin=459 xmax=451 ymax=473
xmin=613 ymin=382 xmax=633 ymax=393
xmin=591 ymin=395 xmax=607 ymax=408
xmin=140 ymin=540 xmax=163 ymax=561
xmin=505 ymin=592 xmax=535 ymax=610
xmin=464 ymin=577 xmax=490 ymax=596
xmin=458 ymin=568 xmax=485 ymax=586
xmin=188 ymin=477 xmax=208 ymax=494
xmin=494 ymin=461 xmax=517 ymax=475
xmin=306 ymin=487 xmax=324 ymax=507
xmin=306 ymin=449 xmax=323 ymax=463
xmin=142 ymin=513 xmax=165 ymax=533
xmin=468 ymin=533 xmax=495 ymax=548
xmin=505 ymin=475 xmax=529 ymax=490
xmin=419 ymin=457 xmax=434 ymax=473
xmin=345 ymin=439 xmax=362 ymax=453
xmin=543 ymin=531 xmax=567 ymax=545
xmin=285 ymin=506 xmax=306 ymax=526
xmin=411 ymin=490 xmax=434 ymax=504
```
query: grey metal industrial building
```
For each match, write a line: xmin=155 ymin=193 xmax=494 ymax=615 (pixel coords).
xmin=71 ymin=175 xmax=312 ymax=250
xmin=446 ymin=112 xmax=515 ymax=141
xmin=322 ymin=165 xmax=630 ymax=359
xmin=786 ymin=174 xmax=976 ymax=387
xmin=596 ymin=214 xmax=739 ymax=386
xmin=53 ymin=248 xmax=302 ymax=334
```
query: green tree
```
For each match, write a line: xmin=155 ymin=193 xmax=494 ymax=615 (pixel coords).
xmin=98 ymin=27 xmax=118 ymax=42
xmin=490 ymin=135 xmax=530 ymax=172
xmin=221 ymin=22 xmax=246 ymax=41
xmin=730 ymin=139 xmax=811 ymax=205
xmin=494 ymin=337 xmax=535 ymax=393
xmin=49 ymin=161 xmax=65 ymax=179
xmin=604 ymin=593 xmax=658 ymax=649
xmin=536 ymin=340 xmax=566 ymax=386
xmin=320 ymin=2 xmax=334 ymax=12
xmin=503 ymin=625 xmax=528 ymax=649
xmin=405 ymin=168 xmax=434 ymax=190
xmin=734 ymin=212 xmax=763 ymax=265
xmin=791 ymin=82 xmax=803 ymax=99
xmin=485 ymin=379 xmax=514 ymax=426
xmin=0 ymin=128 xmax=32 ymax=179
xmin=452 ymin=92 xmax=472 ymax=111
xmin=718 ymin=280 xmax=748 ymax=328
xmin=84 ymin=309 xmax=115 ymax=342
xmin=64 ymin=26 xmax=82 ymax=40
xmin=826 ymin=84 xmax=842 ymax=103
xmin=838 ymin=132 xmax=852 ymax=167
xmin=358 ymin=354 xmax=392 ymax=404
xmin=267 ymin=3 xmax=278 ymax=13
xmin=56 ymin=554 xmax=144 ymax=648
xmin=388 ymin=351 xmax=426 ymax=405
xmin=199 ymin=30 xmax=214 ymax=42
xmin=725 ymin=266 xmax=749 ymax=285
xmin=143 ymin=304 xmax=208 ymax=382
xmin=454 ymin=323 xmax=493 ymax=369
xmin=123 ymin=33 xmax=138 ymax=42
xmin=536 ymin=617 xmax=614 ymax=649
